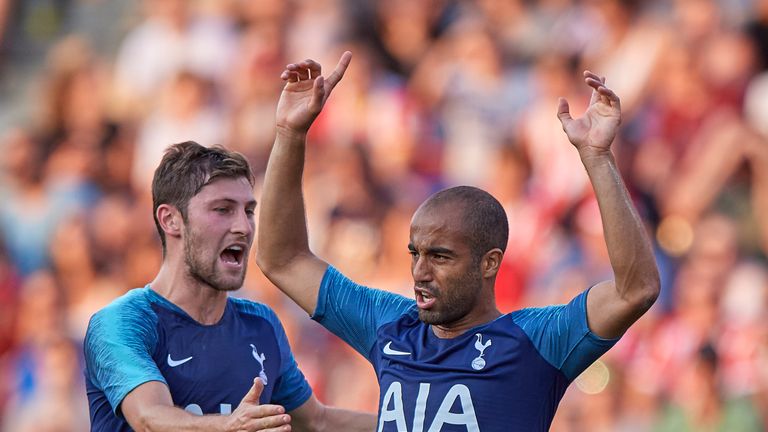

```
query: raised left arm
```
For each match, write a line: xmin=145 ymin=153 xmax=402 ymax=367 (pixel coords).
xmin=288 ymin=395 xmax=375 ymax=432
xmin=558 ymin=71 xmax=660 ymax=339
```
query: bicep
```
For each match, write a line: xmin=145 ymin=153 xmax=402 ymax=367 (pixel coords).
xmin=586 ymin=280 xmax=643 ymax=338
xmin=120 ymin=381 xmax=174 ymax=430
xmin=261 ymin=254 xmax=329 ymax=315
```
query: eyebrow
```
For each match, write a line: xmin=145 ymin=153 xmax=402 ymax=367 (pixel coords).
xmin=210 ymin=198 xmax=258 ymax=207
xmin=408 ymin=244 xmax=455 ymax=256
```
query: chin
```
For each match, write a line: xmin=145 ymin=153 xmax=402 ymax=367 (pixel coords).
xmin=418 ymin=309 xmax=444 ymax=325
xmin=208 ymin=273 xmax=246 ymax=292
xmin=213 ymin=282 xmax=242 ymax=292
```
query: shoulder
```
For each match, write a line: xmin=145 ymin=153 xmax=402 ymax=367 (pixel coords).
xmin=378 ymin=307 xmax=421 ymax=331
xmin=509 ymin=304 xmax=567 ymax=326
xmin=228 ymin=297 xmax=283 ymax=327
xmin=229 ymin=296 xmax=276 ymax=317
xmin=89 ymin=287 xmax=156 ymax=324
xmin=86 ymin=287 xmax=161 ymax=343
xmin=510 ymin=291 xmax=589 ymax=330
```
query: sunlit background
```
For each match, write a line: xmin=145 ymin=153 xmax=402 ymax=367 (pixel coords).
xmin=0 ymin=0 xmax=767 ymax=430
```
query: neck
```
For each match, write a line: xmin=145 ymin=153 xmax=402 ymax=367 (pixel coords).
xmin=150 ymin=256 xmax=228 ymax=325
xmin=431 ymin=303 xmax=502 ymax=339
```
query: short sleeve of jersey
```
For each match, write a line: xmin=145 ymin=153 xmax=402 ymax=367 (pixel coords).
xmin=255 ymin=306 xmax=312 ymax=412
xmin=84 ymin=290 xmax=166 ymax=414
xmin=510 ymin=289 xmax=620 ymax=381
xmin=312 ymin=266 xmax=416 ymax=360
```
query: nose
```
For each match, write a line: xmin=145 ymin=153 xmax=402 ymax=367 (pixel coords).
xmin=411 ymin=254 xmax=433 ymax=284
xmin=232 ymin=208 xmax=255 ymax=238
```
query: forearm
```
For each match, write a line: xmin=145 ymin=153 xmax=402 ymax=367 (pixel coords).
xmin=580 ymin=149 xmax=659 ymax=304
xmin=292 ymin=403 xmax=376 ymax=432
xmin=257 ymin=126 xmax=328 ymax=314
xmin=320 ymin=406 xmax=376 ymax=432
xmin=128 ymin=405 xmax=226 ymax=432
xmin=258 ymin=127 xmax=312 ymax=270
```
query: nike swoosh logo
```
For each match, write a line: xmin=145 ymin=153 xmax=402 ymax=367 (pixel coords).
xmin=383 ymin=341 xmax=411 ymax=356
xmin=167 ymin=354 xmax=194 ymax=367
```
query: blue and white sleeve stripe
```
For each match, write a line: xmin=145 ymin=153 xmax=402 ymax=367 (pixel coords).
xmin=84 ymin=291 xmax=166 ymax=415
xmin=511 ymin=289 xmax=620 ymax=381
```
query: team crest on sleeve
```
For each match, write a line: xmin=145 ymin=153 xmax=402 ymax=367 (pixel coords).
xmin=250 ymin=343 xmax=268 ymax=385
xmin=471 ymin=334 xmax=492 ymax=370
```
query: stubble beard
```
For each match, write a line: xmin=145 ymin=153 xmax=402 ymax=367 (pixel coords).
xmin=183 ymin=227 xmax=246 ymax=292
xmin=417 ymin=268 xmax=483 ymax=326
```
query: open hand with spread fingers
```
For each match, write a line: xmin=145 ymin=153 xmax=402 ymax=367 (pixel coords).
xmin=275 ymin=51 xmax=352 ymax=135
xmin=557 ymin=70 xmax=621 ymax=157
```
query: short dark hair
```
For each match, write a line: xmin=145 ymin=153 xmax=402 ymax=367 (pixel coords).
xmin=422 ymin=186 xmax=509 ymax=261
xmin=152 ymin=141 xmax=255 ymax=253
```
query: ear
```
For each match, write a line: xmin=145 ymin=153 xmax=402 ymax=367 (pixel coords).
xmin=481 ymin=248 xmax=504 ymax=279
xmin=157 ymin=204 xmax=183 ymax=239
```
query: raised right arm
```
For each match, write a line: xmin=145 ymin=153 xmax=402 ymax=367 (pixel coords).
xmin=257 ymin=53 xmax=352 ymax=315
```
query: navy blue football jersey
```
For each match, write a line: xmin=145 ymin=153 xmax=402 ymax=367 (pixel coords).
xmin=313 ymin=266 xmax=619 ymax=432
xmin=84 ymin=286 xmax=311 ymax=431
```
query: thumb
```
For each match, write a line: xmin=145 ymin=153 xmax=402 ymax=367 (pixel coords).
xmin=240 ymin=377 xmax=264 ymax=405
xmin=307 ymin=75 xmax=326 ymax=114
xmin=556 ymin=97 xmax=572 ymax=128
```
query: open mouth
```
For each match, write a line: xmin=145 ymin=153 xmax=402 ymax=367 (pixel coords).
xmin=415 ymin=288 xmax=437 ymax=309
xmin=220 ymin=245 xmax=245 ymax=267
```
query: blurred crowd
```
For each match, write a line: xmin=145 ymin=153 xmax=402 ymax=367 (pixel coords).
xmin=1 ymin=0 xmax=767 ymax=430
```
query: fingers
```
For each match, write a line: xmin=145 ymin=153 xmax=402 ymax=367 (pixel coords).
xmin=583 ymin=70 xmax=620 ymax=107
xmin=325 ymin=51 xmax=352 ymax=90
xmin=556 ymin=97 xmax=572 ymax=127
xmin=241 ymin=378 xmax=265 ymax=405
xmin=283 ymin=59 xmax=322 ymax=82
xmin=229 ymin=407 xmax=291 ymax=432
xmin=251 ymin=410 xmax=290 ymax=431
xmin=279 ymin=52 xmax=350 ymax=93
xmin=307 ymin=76 xmax=326 ymax=113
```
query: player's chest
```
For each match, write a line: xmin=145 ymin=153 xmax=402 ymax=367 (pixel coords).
xmin=373 ymin=330 xmax=564 ymax=431
xmin=152 ymin=318 xmax=282 ymax=411
xmin=375 ymin=330 xmax=524 ymax=377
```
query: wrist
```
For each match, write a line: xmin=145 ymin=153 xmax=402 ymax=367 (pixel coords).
xmin=578 ymin=147 xmax=614 ymax=164
xmin=275 ymin=124 xmax=308 ymax=142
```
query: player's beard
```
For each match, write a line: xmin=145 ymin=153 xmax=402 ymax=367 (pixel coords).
xmin=417 ymin=267 xmax=483 ymax=326
xmin=183 ymin=226 xmax=246 ymax=292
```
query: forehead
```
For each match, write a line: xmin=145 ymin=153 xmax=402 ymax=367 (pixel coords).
xmin=191 ymin=176 xmax=254 ymax=204
xmin=410 ymin=202 xmax=469 ymax=246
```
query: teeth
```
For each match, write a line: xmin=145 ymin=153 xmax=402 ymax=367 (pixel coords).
xmin=228 ymin=245 xmax=243 ymax=251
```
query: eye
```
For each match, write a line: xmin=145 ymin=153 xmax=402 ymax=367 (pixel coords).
xmin=214 ymin=207 xmax=231 ymax=214
xmin=245 ymin=208 xmax=255 ymax=216
xmin=434 ymin=254 xmax=449 ymax=261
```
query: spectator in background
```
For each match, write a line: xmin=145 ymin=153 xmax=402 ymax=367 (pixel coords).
xmin=655 ymin=343 xmax=763 ymax=432
xmin=112 ymin=0 xmax=237 ymax=117
xmin=1 ymin=271 xmax=89 ymax=432
xmin=0 ymin=129 xmax=88 ymax=276
xmin=132 ymin=70 xmax=226 ymax=194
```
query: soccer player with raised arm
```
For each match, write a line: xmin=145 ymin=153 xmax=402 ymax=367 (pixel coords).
xmin=258 ymin=52 xmax=660 ymax=431
xmin=84 ymin=142 xmax=375 ymax=431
